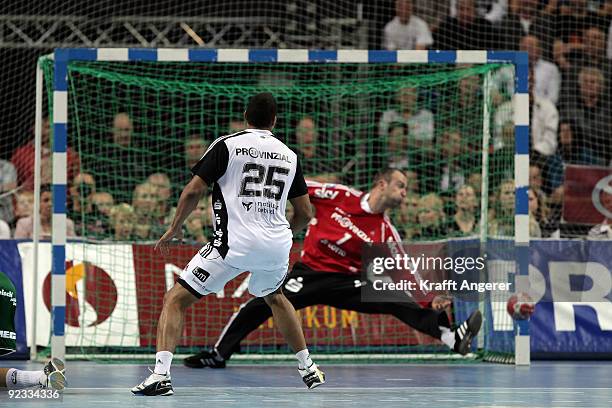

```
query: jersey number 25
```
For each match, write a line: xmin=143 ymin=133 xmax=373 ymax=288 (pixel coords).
xmin=239 ymin=163 xmax=290 ymax=201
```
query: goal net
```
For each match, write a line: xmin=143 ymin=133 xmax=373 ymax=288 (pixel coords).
xmin=36 ymin=50 xmax=522 ymax=363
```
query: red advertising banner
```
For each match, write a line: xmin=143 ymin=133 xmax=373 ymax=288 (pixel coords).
xmin=132 ymin=243 xmax=438 ymax=348
xmin=563 ymin=165 xmax=612 ymax=224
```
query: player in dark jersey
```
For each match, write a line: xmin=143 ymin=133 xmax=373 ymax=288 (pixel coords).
xmin=0 ymin=271 xmax=66 ymax=391
xmin=184 ymin=169 xmax=482 ymax=368
xmin=132 ymin=93 xmax=324 ymax=396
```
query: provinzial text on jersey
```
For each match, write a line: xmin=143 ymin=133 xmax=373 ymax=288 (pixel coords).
xmin=330 ymin=211 xmax=373 ymax=243
xmin=235 ymin=148 xmax=292 ymax=163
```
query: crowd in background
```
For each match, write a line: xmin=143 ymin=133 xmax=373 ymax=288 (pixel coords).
xmin=0 ymin=0 xmax=611 ymax=241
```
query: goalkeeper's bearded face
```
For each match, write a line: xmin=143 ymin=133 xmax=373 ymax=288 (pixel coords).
xmin=381 ymin=171 xmax=408 ymax=210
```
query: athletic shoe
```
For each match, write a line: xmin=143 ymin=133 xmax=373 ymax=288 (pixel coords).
xmin=131 ymin=369 xmax=174 ymax=396
xmin=40 ymin=357 xmax=67 ymax=391
xmin=183 ymin=349 xmax=226 ymax=369
xmin=453 ymin=309 xmax=482 ymax=356
xmin=299 ymin=362 xmax=325 ymax=389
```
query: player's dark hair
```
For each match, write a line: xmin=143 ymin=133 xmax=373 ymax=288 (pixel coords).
xmin=245 ymin=93 xmax=277 ymax=129
xmin=40 ymin=184 xmax=52 ymax=194
xmin=373 ymin=168 xmax=405 ymax=187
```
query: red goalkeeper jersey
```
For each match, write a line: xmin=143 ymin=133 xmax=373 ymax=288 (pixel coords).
xmin=301 ymin=181 xmax=402 ymax=275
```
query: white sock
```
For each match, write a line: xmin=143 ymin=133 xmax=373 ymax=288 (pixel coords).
xmin=154 ymin=351 xmax=173 ymax=375
xmin=5 ymin=368 xmax=44 ymax=389
xmin=439 ymin=326 xmax=456 ymax=349
xmin=295 ymin=349 xmax=313 ymax=370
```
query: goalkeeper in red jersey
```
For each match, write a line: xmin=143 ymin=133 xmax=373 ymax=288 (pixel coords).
xmin=184 ymin=168 xmax=482 ymax=368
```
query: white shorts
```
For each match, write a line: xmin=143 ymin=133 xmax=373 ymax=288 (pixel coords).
xmin=178 ymin=243 xmax=289 ymax=298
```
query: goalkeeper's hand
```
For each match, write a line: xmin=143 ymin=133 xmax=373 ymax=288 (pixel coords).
xmin=155 ymin=226 xmax=184 ymax=256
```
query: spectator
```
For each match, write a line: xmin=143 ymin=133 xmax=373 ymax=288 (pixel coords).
xmin=413 ymin=193 xmax=447 ymax=239
xmin=404 ymin=170 xmax=420 ymax=194
xmin=553 ymin=0 xmax=608 ymax=70
xmin=379 ymin=86 xmax=434 ymax=145
xmin=0 ymin=159 xmax=17 ymax=224
xmin=387 ymin=121 xmax=409 ymax=170
xmin=521 ymin=35 xmax=561 ymax=105
xmin=448 ymin=75 xmax=484 ymax=140
xmin=395 ymin=192 xmax=420 ymax=240
xmin=529 ymin=163 xmax=544 ymax=193
xmin=561 ymin=27 xmax=612 ymax=101
xmin=90 ymin=191 xmax=114 ymax=238
xmin=530 ymin=71 xmax=559 ymax=157
xmin=450 ymin=0 xmax=508 ymax=23
xmin=131 ymin=182 xmax=160 ymax=240
xmin=467 ymin=173 xmax=482 ymax=199
xmin=492 ymin=35 xmax=561 ymax=107
xmin=172 ymin=135 xmax=210 ymax=204
xmin=435 ymin=0 xmax=499 ymax=50
xmin=109 ymin=203 xmax=136 ymax=241
xmin=528 ymin=187 xmax=551 ymax=238
xmin=498 ymin=0 xmax=553 ymax=54
xmin=68 ymin=173 xmax=96 ymax=236
xmin=561 ymin=66 xmax=611 ymax=164
xmin=449 ymin=184 xmax=478 ymax=236
xmin=14 ymin=185 xmax=75 ymax=239
xmin=383 ymin=0 xmax=433 ymax=50
xmin=182 ymin=196 xmax=212 ymax=244
xmin=95 ymin=112 xmax=147 ymax=202
xmin=11 ymin=117 xmax=80 ymax=191
xmin=295 ymin=116 xmax=339 ymax=182
xmin=68 ymin=173 xmax=96 ymax=217
xmin=13 ymin=191 xmax=33 ymax=222
xmin=0 ymin=219 xmax=9 ymax=239
xmin=528 ymin=188 xmax=541 ymax=238
xmin=423 ymin=129 xmax=466 ymax=194
xmin=147 ymin=172 xmax=173 ymax=220
xmin=91 ymin=192 xmax=115 ymax=219
xmin=489 ymin=179 xmax=514 ymax=236
xmin=544 ymin=119 xmax=606 ymax=203
xmin=568 ymin=27 xmax=610 ymax=70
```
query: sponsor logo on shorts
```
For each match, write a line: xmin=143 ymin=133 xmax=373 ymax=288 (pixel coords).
xmin=284 ymin=277 xmax=304 ymax=293
xmin=213 ymin=200 xmax=223 ymax=210
xmin=192 ymin=267 xmax=210 ymax=283
xmin=242 ymin=201 xmax=253 ymax=211
xmin=0 ymin=330 xmax=16 ymax=340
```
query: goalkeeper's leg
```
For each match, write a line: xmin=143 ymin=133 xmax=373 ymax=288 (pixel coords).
xmin=332 ymin=284 xmax=482 ymax=355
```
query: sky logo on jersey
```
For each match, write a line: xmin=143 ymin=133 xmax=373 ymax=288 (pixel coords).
xmin=313 ymin=188 xmax=339 ymax=200
xmin=235 ymin=147 xmax=292 ymax=163
xmin=42 ymin=261 xmax=118 ymax=327
xmin=242 ymin=201 xmax=253 ymax=211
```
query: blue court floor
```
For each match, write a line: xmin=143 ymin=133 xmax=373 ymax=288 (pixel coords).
xmin=1 ymin=361 xmax=611 ymax=407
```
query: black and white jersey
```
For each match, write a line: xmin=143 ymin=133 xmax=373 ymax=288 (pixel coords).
xmin=191 ymin=128 xmax=308 ymax=270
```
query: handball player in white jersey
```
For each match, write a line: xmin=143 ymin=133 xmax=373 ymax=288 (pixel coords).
xmin=132 ymin=93 xmax=324 ymax=396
